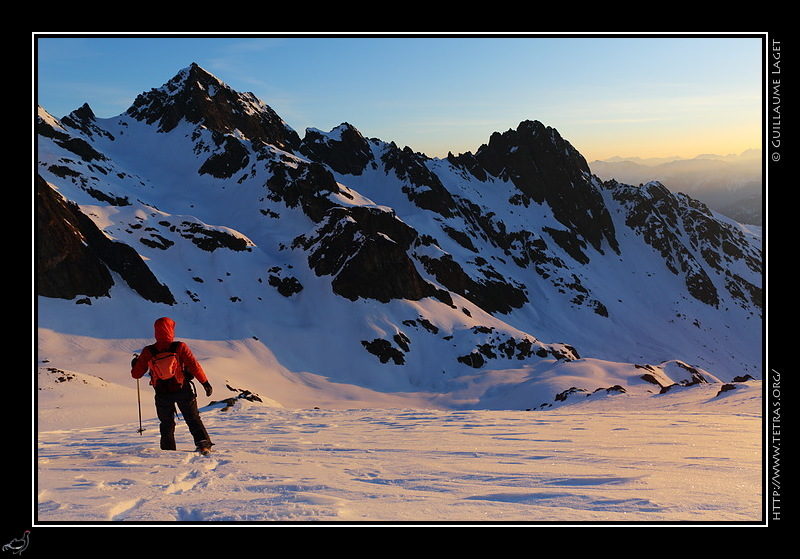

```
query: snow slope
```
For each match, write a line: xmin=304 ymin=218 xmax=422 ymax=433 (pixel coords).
xmin=38 ymin=378 xmax=762 ymax=524
xmin=36 ymin=304 xmax=763 ymax=525
xmin=35 ymin=253 xmax=764 ymax=524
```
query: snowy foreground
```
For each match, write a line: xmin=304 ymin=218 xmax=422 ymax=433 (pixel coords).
xmin=37 ymin=381 xmax=763 ymax=524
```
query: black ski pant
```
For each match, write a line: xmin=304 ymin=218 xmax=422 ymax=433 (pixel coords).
xmin=154 ymin=384 xmax=211 ymax=450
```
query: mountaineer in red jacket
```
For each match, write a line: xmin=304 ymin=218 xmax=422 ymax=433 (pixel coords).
xmin=132 ymin=317 xmax=214 ymax=453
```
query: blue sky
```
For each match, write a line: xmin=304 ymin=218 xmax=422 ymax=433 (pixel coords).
xmin=34 ymin=33 xmax=764 ymax=162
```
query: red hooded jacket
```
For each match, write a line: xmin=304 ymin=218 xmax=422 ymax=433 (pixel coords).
xmin=131 ymin=317 xmax=208 ymax=386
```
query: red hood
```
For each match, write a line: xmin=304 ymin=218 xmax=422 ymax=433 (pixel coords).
xmin=154 ymin=317 xmax=175 ymax=344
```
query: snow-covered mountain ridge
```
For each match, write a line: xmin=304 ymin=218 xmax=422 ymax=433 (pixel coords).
xmin=36 ymin=63 xmax=762 ymax=416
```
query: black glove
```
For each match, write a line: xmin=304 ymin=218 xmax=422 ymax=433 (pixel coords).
xmin=202 ymin=382 xmax=213 ymax=397
xmin=131 ymin=354 xmax=139 ymax=367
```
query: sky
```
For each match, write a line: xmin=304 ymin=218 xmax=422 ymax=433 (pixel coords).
xmin=34 ymin=33 xmax=765 ymax=162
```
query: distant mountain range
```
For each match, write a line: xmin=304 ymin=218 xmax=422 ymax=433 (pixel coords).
xmin=589 ymin=150 xmax=762 ymax=225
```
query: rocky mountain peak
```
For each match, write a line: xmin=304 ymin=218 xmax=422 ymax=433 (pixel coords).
xmin=474 ymin=120 xmax=618 ymax=255
xmin=299 ymin=122 xmax=375 ymax=175
xmin=126 ymin=62 xmax=301 ymax=151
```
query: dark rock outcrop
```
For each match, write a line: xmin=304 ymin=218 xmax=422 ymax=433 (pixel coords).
xmin=612 ymin=180 xmax=761 ymax=311
xmin=266 ymin=160 xmax=341 ymax=223
xmin=295 ymin=205 xmax=447 ymax=304
xmin=473 ymin=120 xmax=619 ymax=256
xmin=299 ymin=123 xmax=375 ymax=176
xmin=382 ymin=144 xmax=458 ymax=218
xmin=36 ymin=174 xmax=175 ymax=304
xmin=414 ymin=244 xmax=527 ymax=315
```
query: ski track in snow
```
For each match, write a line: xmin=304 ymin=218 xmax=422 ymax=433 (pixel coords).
xmin=37 ymin=392 xmax=762 ymax=524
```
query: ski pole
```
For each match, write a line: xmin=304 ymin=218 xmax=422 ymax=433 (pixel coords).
xmin=136 ymin=378 xmax=146 ymax=435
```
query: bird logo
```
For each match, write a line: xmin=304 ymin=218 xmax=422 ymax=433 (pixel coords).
xmin=2 ymin=531 xmax=29 ymax=555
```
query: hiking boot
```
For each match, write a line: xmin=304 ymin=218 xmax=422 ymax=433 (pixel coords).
xmin=196 ymin=440 xmax=212 ymax=454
